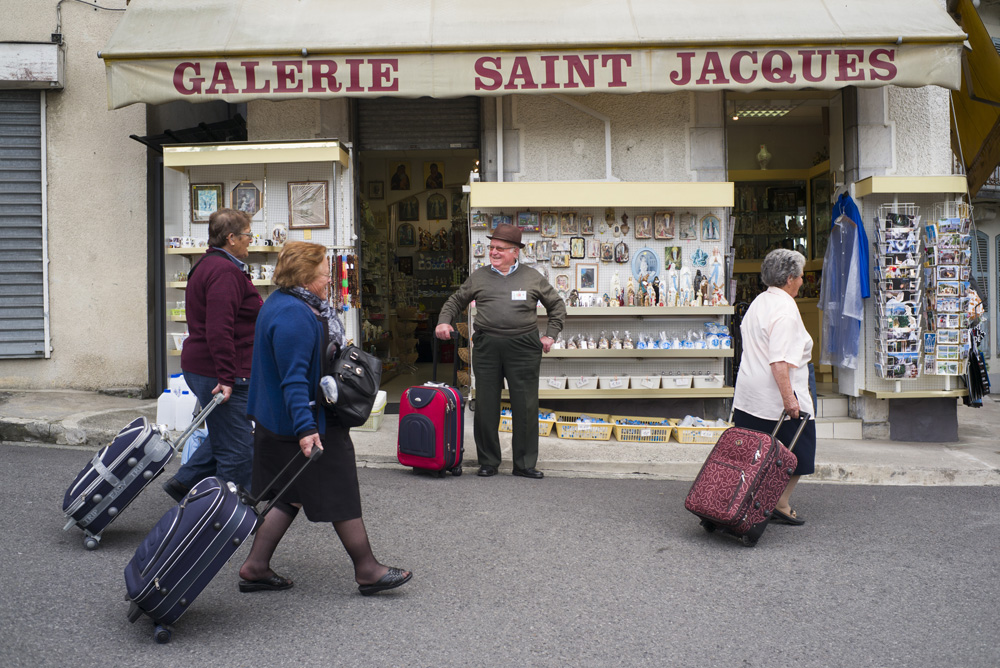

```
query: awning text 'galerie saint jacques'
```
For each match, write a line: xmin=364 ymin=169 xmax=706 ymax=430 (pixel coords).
xmin=100 ymin=0 xmax=966 ymax=109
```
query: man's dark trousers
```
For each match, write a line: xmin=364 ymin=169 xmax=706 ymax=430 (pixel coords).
xmin=471 ymin=331 xmax=542 ymax=470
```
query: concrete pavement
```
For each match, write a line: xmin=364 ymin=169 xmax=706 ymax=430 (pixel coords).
xmin=2 ymin=387 xmax=998 ymax=485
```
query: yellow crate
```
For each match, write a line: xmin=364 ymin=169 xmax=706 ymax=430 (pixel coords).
xmin=553 ymin=411 xmax=614 ymax=441
xmin=669 ymin=418 xmax=731 ymax=444
xmin=611 ymin=415 xmax=674 ymax=443
xmin=498 ymin=402 xmax=556 ymax=437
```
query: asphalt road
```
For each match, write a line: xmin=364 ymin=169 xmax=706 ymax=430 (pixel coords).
xmin=3 ymin=442 xmax=998 ymax=668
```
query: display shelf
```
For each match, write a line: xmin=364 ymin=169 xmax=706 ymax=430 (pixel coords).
xmin=168 ymin=279 xmax=274 ymax=288
xmin=860 ymin=389 xmax=967 ymax=399
xmin=168 ymin=350 xmax=181 ymax=357
xmin=545 ymin=349 xmax=733 ymax=358
xmin=497 ymin=387 xmax=735 ymax=399
xmin=166 ymin=245 xmax=282 ymax=255
xmin=169 ymin=315 xmax=186 ymax=322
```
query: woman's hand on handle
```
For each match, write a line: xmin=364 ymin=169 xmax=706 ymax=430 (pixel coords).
xmin=298 ymin=433 xmax=324 ymax=457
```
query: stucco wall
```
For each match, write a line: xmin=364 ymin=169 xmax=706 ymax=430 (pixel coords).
xmin=887 ymin=86 xmax=953 ymax=176
xmin=0 ymin=0 xmax=148 ymax=390
xmin=247 ymin=99 xmax=350 ymax=141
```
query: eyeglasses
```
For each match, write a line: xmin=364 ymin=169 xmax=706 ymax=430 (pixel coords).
xmin=488 ymin=245 xmax=517 ymax=252
xmin=233 ymin=232 xmax=253 ymax=239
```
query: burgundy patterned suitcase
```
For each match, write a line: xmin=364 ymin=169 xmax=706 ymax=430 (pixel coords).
xmin=684 ymin=412 xmax=809 ymax=547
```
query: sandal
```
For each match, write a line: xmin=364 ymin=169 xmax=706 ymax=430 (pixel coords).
xmin=358 ymin=567 xmax=412 ymax=596
xmin=239 ymin=572 xmax=294 ymax=592
xmin=771 ymin=508 xmax=805 ymax=525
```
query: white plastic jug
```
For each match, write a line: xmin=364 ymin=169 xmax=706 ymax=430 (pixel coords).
xmin=174 ymin=390 xmax=198 ymax=431
xmin=168 ymin=373 xmax=189 ymax=395
xmin=156 ymin=390 xmax=176 ymax=430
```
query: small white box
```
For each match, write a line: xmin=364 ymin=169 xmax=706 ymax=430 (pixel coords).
xmin=171 ymin=332 xmax=188 ymax=351
xmin=663 ymin=374 xmax=693 ymax=389
xmin=598 ymin=375 xmax=630 ymax=389
xmin=634 ymin=375 xmax=661 ymax=390
xmin=693 ymin=374 xmax=724 ymax=388
xmin=541 ymin=376 xmax=567 ymax=390
xmin=569 ymin=375 xmax=599 ymax=390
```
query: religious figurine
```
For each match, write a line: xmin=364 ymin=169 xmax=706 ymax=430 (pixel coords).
xmin=711 ymin=285 xmax=729 ymax=306
xmin=679 ymin=267 xmax=693 ymax=306
xmin=700 ymin=279 xmax=710 ymax=304
xmin=693 ymin=269 xmax=704 ymax=298
xmin=419 ymin=227 xmax=433 ymax=251
xmin=568 ymin=289 xmax=580 ymax=307
xmin=667 ymin=264 xmax=679 ymax=306
xmin=652 ymin=275 xmax=661 ymax=305
xmin=620 ymin=212 xmax=630 ymax=237
xmin=626 ymin=275 xmax=636 ymax=306
xmin=611 ymin=271 xmax=621 ymax=304
xmin=708 ymin=247 xmax=724 ymax=292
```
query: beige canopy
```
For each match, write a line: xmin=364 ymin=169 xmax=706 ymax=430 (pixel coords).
xmin=100 ymin=0 xmax=967 ymax=109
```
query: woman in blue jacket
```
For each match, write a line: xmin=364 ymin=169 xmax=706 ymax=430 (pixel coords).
xmin=238 ymin=242 xmax=411 ymax=596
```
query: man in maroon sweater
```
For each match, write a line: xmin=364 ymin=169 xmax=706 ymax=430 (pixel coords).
xmin=162 ymin=209 xmax=263 ymax=501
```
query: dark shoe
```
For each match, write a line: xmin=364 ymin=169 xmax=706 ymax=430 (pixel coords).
xmin=770 ymin=508 xmax=805 ymax=525
xmin=239 ymin=573 xmax=294 ymax=593
xmin=358 ymin=567 xmax=412 ymax=596
xmin=161 ymin=477 xmax=189 ymax=503
xmin=477 ymin=465 xmax=498 ymax=477
xmin=512 ymin=467 xmax=544 ymax=479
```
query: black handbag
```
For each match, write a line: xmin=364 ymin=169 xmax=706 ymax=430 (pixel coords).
xmin=323 ymin=342 xmax=383 ymax=428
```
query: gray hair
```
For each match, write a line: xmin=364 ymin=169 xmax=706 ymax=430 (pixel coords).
xmin=760 ymin=248 xmax=805 ymax=288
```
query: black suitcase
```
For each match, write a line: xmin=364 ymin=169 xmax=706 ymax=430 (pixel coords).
xmin=124 ymin=447 xmax=322 ymax=643
xmin=61 ymin=394 xmax=223 ymax=550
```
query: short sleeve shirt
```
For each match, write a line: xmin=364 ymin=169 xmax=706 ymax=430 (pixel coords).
xmin=733 ymin=287 xmax=814 ymax=420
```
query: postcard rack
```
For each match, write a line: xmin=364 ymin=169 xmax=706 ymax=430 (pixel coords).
xmin=873 ymin=203 xmax=924 ymax=380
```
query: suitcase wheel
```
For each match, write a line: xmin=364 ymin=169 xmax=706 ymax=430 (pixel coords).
xmin=449 ymin=466 xmax=463 ymax=477
xmin=741 ymin=535 xmax=758 ymax=548
xmin=699 ymin=519 xmax=716 ymax=534
xmin=153 ymin=623 xmax=172 ymax=644
xmin=83 ymin=536 xmax=100 ymax=551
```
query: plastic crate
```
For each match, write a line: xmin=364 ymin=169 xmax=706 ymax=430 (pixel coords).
xmin=540 ymin=376 xmax=567 ymax=390
xmin=611 ymin=415 xmax=674 ymax=443
xmin=354 ymin=391 xmax=388 ymax=432
xmin=498 ymin=402 xmax=556 ymax=437
xmin=692 ymin=374 xmax=724 ymax=388
xmin=567 ymin=375 xmax=599 ymax=390
xmin=554 ymin=411 xmax=614 ymax=441
xmin=669 ymin=418 xmax=731 ymax=444
xmin=598 ymin=375 xmax=630 ymax=390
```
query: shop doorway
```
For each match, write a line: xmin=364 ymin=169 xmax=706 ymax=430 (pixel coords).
xmin=355 ymin=97 xmax=482 ymax=408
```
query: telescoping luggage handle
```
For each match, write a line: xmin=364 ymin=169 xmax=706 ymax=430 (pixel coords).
xmin=168 ymin=392 xmax=225 ymax=455
xmin=239 ymin=447 xmax=324 ymax=525
xmin=769 ymin=409 xmax=811 ymax=453
xmin=431 ymin=330 xmax=459 ymax=386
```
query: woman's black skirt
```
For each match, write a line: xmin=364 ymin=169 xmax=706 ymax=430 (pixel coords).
xmin=732 ymin=408 xmax=816 ymax=476
xmin=252 ymin=423 xmax=362 ymax=522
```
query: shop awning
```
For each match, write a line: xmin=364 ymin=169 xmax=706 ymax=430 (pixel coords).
xmin=950 ymin=0 xmax=1000 ymax=196
xmin=100 ymin=0 xmax=967 ymax=109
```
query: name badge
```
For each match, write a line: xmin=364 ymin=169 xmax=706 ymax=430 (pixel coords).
xmin=512 ymin=290 xmax=527 ymax=300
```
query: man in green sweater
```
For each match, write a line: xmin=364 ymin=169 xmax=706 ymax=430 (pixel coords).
xmin=436 ymin=224 xmax=566 ymax=478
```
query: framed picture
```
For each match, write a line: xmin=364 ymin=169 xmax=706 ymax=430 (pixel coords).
xmin=231 ymin=181 xmax=262 ymax=219
xmin=614 ymin=241 xmax=630 ymax=263
xmin=537 ymin=240 xmax=551 ymax=262
xmin=423 ymin=162 xmax=444 ymax=189
xmin=287 ymin=181 xmax=329 ymax=229
xmin=632 ymin=247 xmax=659 ymax=282
xmin=560 ymin=212 xmax=578 ymax=235
xmin=580 ymin=214 xmax=595 ymax=235
xmin=600 ymin=242 xmax=614 ymax=263
xmin=654 ymin=211 xmax=675 ymax=239
xmin=679 ymin=212 xmax=698 ymax=240
xmin=398 ymin=196 xmax=420 ymax=222
xmin=190 ymin=183 xmax=223 ymax=223
xmin=555 ymin=274 xmax=571 ymax=291
xmin=540 ymin=211 xmax=559 ymax=237
xmin=471 ymin=212 xmax=491 ymax=229
xmin=634 ymin=214 xmax=652 ymax=239
xmin=576 ymin=263 xmax=598 ymax=292
xmin=398 ymin=256 xmax=413 ymax=275
xmin=367 ymin=181 xmax=384 ymax=200
xmin=494 ymin=213 xmax=513 ymax=229
xmin=390 ymin=163 xmax=411 ymax=190
xmin=451 ymin=193 xmax=464 ymax=218
xmin=551 ymin=252 xmax=571 ymax=268
xmin=570 ymin=236 xmax=586 ymax=259
xmin=517 ymin=211 xmax=540 ymax=232
xmin=701 ymin=213 xmax=721 ymax=241
xmin=427 ymin=193 xmax=448 ymax=220
xmin=397 ymin=223 xmax=416 ymax=247
xmin=665 ymin=246 xmax=682 ymax=269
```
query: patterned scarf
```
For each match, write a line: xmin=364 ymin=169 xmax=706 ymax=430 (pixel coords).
xmin=285 ymin=286 xmax=346 ymax=350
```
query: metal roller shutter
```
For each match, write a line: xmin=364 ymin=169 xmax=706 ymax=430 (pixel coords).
xmin=0 ymin=90 xmax=47 ymax=359
xmin=357 ymin=97 xmax=480 ymax=151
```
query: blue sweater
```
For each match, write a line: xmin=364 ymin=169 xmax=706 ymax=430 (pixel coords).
xmin=247 ymin=290 xmax=327 ymax=439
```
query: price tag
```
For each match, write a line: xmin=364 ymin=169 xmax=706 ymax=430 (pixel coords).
xmin=609 ymin=377 xmax=623 ymax=388
xmin=575 ymin=377 xmax=590 ymax=388
xmin=673 ymin=377 xmax=688 ymax=386
xmin=576 ymin=423 xmax=592 ymax=431
xmin=640 ymin=428 xmax=652 ymax=438
xmin=548 ymin=378 xmax=563 ymax=388
xmin=641 ymin=377 xmax=656 ymax=388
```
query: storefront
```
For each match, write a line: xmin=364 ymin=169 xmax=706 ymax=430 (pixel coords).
xmin=99 ymin=0 xmax=977 ymax=439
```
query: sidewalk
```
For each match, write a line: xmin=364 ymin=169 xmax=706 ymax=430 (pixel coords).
xmin=1 ymin=387 xmax=998 ymax=486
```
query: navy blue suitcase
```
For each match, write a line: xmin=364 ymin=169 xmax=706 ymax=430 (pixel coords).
xmin=124 ymin=448 xmax=322 ymax=643
xmin=61 ymin=394 xmax=223 ymax=550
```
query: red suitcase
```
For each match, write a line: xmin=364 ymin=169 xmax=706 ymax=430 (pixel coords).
xmin=396 ymin=333 xmax=464 ymax=477
xmin=684 ymin=412 xmax=809 ymax=547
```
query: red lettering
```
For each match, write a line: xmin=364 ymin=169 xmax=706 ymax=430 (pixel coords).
xmin=504 ymin=56 xmax=538 ymax=90
xmin=835 ymin=49 xmax=865 ymax=82
xmin=563 ymin=54 xmax=599 ymax=88
xmin=762 ymin=50 xmax=795 ymax=84
xmin=798 ymin=49 xmax=831 ymax=83
xmin=206 ymin=62 xmax=238 ymax=94
xmin=540 ymin=55 xmax=561 ymax=89
xmin=242 ymin=61 xmax=271 ymax=93
xmin=869 ymin=48 xmax=896 ymax=81
xmin=729 ymin=51 xmax=757 ymax=85
xmin=273 ymin=60 xmax=304 ymax=93
xmin=670 ymin=52 xmax=695 ymax=85
xmin=475 ymin=57 xmax=502 ymax=91
xmin=369 ymin=58 xmax=398 ymax=92
xmin=602 ymin=54 xmax=631 ymax=88
xmin=345 ymin=58 xmax=365 ymax=92
xmin=173 ymin=62 xmax=203 ymax=95
xmin=696 ymin=51 xmax=730 ymax=85
xmin=306 ymin=60 xmax=341 ymax=93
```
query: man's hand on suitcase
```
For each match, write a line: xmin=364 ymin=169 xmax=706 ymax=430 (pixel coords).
xmin=435 ymin=324 xmax=454 ymax=340
xmin=299 ymin=433 xmax=324 ymax=457
xmin=211 ymin=384 xmax=233 ymax=402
